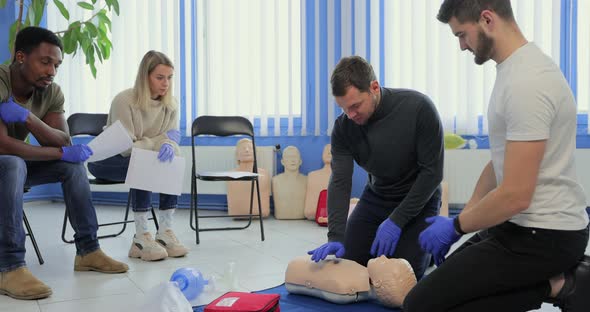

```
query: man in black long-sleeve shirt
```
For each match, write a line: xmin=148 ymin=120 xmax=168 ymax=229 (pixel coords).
xmin=308 ymin=56 xmax=444 ymax=279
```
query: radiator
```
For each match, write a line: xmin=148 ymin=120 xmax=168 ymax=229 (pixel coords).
xmin=444 ymin=149 xmax=590 ymax=205
xmin=88 ymin=146 xmax=276 ymax=195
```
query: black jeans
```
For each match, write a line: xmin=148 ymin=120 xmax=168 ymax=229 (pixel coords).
xmin=343 ymin=185 xmax=440 ymax=279
xmin=403 ymin=221 xmax=589 ymax=312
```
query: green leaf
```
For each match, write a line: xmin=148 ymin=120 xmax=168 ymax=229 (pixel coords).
xmin=77 ymin=1 xmax=94 ymax=10
xmin=84 ymin=44 xmax=97 ymax=77
xmin=111 ymin=0 xmax=119 ymax=15
xmin=25 ymin=6 xmax=34 ymax=26
xmin=97 ymin=41 xmax=109 ymax=60
xmin=93 ymin=43 xmax=103 ymax=63
xmin=33 ymin=0 xmax=46 ymax=25
xmin=97 ymin=10 xmax=111 ymax=31
xmin=91 ymin=0 xmax=97 ymax=4
xmin=62 ymin=31 xmax=78 ymax=54
xmin=53 ymin=0 xmax=70 ymax=20
xmin=8 ymin=20 xmax=19 ymax=60
xmin=78 ymin=32 xmax=91 ymax=58
xmin=89 ymin=63 xmax=97 ymax=78
xmin=0 ymin=0 xmax=7 ymax=9
xmin=84 ymin=22 xmax=98 ymax=38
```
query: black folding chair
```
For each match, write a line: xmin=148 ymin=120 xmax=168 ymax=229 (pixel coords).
xmin=190 ymin=116 xmax=265 ymax=244
xmin=61 ymin=113 xmax=158 ymax=244
xmin=23 ymin=187 xmax=44 ymax=265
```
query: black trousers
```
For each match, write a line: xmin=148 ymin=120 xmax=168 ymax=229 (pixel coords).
xmin=403 ymin=221 xmax=589 ymax=312
xmin=343 ymin=185 xmax=440 ymax=279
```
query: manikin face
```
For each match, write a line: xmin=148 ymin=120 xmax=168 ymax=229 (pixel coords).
xmin=149 ymin=64 xmax=174 ymax=99
xmin=322 ymin=144 xmax=332 ymax=164
xmin=448 ymin=16 xmax=495 ymax=65
xmin=282 ymin=148 xmax=302 ymax=172
xmin=236 ymin=139 xmax=254 ymax=163
xmin=15 ymin=42 xmax=63 ymax=90
xmin=334 ymin=80 xmax=380 ymax=125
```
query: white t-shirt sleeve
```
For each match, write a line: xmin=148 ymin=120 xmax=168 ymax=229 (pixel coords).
xmin=504 ymin=81 xmax=555 ymax=141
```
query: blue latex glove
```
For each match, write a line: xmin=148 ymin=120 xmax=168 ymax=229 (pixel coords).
xmin=0 ymin=96 xmax=30 ymax=123
xmin=418 ymin=216 xmax=461 ymax=266
xmin=158 ymin=143 xmax=175 ymax=162
xmin=61 ymin=144 xmax=93 ymax=163
xmin=370 ymin=219 xmax=402 ymax=257
xmin=307 ymin=242 xmax=345 ymax=262
xmin=166 ymin=129 xmax=181 ymax=144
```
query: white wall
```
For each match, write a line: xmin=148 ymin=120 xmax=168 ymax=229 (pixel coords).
xmin=445 ymin=149 xmax=590 ymax=205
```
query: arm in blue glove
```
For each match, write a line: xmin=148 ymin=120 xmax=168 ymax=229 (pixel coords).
xmin=370 ymin=219 xmax=402 ymax=257
xmin=307 ymin=242 xmax=345 ymax=262
xmin=61 ymin=144 xmax=93 ymax=163
xmin=0 ymin=97 xmax=30 ymax=123
xmin=418 ymin=216 xmax=462 ymax=266
xmin=166 ymin=129 xmax=181 ymax=144
xmin=158 ymin=143 xmax=175 ymax=162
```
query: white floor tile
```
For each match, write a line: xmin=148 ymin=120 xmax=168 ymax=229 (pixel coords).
xmin=3 ymin=201 xmax=586 ymax=312
xmin=0 ymin=296 xmax=40 ymax=312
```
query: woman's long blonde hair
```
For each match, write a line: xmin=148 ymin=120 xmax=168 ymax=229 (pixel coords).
xmin=133 ymin=50 xmax=177 ymax=111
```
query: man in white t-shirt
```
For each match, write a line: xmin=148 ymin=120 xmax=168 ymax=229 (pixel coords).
xmin=403 ymin=1 xmax=590 ymax=311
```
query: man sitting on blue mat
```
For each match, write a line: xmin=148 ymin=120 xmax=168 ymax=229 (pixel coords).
xmin=404 ymin=1 xmax=590 ymax=311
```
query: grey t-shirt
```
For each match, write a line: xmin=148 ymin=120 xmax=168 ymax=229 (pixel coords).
xmin=488 ymin=42 xmax=588 ymax=230
xmin=328 ymin=88 xmax=444 ymax=242
xmin=0 ymin=64 xmax=65 ymax=141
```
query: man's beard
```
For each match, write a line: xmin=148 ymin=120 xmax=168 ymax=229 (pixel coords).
xmin=474 ymin=30 xmax=494 ymax=65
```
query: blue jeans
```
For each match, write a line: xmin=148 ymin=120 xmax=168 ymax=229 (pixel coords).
xmin=343 ymin=185 xmax=440 ymax=280
xmin=0 ymin=155 xmax=100 ymax=272
xmin=87 ymin=154 xmax=177 ymax=211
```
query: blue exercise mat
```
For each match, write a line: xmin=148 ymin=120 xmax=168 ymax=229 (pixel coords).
xmin=193 ymin=284 xmax=400 ymax=312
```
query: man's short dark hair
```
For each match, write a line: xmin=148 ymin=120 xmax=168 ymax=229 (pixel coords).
xmin=331 ymin=56 xmax=377 ymax=97
xmin=437 ymin=0 xmax=514 ymax=24
xmin=13 ymin=26 xmax=63 ymax=62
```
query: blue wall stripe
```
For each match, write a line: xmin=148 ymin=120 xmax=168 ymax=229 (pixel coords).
xmin=334 ymin=0 xmax=343 ymax=122
xmin=351 ymin=0 xmax=355 ymax=55
xmin=179 ymin=0 xmax=187 ymax=133
xmin=191 ymin=1 xmax=198 ymax=126
xmin=560 ymin=0 xmax=577 ymax=100
xmin=306 ymin=0 xmax=316 ymax=137
xmin=379 ymin=0 xmax=385 ymax=85
xmin=319 ymin=0 xmax=328 ymax=135
xmin=365 ymin=0 xmax=371 ymax=62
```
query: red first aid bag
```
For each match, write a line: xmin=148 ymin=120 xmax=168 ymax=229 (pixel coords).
xmin=204 ymin=292 xmax=280 ymax=312
xmin=315 ymin=189 xmax=328 ymax=226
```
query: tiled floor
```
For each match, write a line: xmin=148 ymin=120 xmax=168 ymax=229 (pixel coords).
xmin=1 ymin=201 xmax=575 ymax=311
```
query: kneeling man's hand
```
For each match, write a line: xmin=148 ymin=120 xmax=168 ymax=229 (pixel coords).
xmin=307 ymin=242 xmax=345 ymax=262
xmin=419 ymin=216 xmax=461 ymax=266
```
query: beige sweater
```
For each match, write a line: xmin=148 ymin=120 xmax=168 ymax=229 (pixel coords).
xmin=106 ymin=88 xmax=180 ymax=157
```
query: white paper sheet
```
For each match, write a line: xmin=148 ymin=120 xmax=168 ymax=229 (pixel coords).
xmin=125 ymin=148 xmax=186 ymax=195
xmin=87 ymin=120 xmax=133 ymax=162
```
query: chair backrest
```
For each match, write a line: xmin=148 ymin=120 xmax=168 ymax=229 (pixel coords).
xmin=190 ymin=116 xmax=258 ymax=174
xmin=191 ymin=116 xmax=254 ymax=137
xmin=67 ymin=113 xmax=108 ymax=136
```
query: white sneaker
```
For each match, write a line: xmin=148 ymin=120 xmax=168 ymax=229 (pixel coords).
xmin=156 ymin=229 xmax=189 ymax=258
xmin=128 ymin=233 xmax=168 ymax=261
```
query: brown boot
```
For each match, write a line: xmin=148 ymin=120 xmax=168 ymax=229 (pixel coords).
xmin=0 ymin=267 xmax=52 ymax=300
xmin=74 ymin=249 xmax=129 ymax=273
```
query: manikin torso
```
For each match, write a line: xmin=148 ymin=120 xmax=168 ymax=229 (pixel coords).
xmin=272 ymin=146 xmax=307 ymax=219
xmin=304 ymin=144 xmax=332 ymax=220
xmin=285 ymin=255 xmax=417 ymax=307
xmin=227 ymin=139 xmax=271 ymax=217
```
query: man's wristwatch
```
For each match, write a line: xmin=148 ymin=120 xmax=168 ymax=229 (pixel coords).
xmin=453 ymin=216 xmax=467 ymax=236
